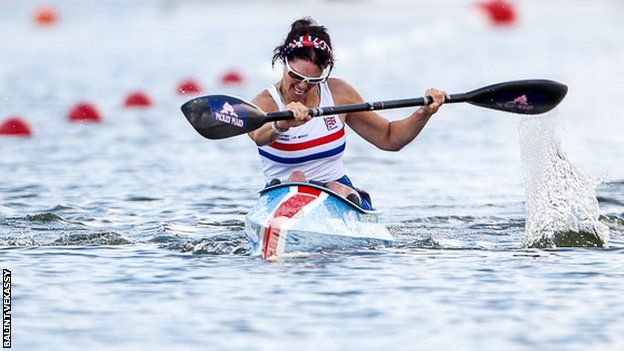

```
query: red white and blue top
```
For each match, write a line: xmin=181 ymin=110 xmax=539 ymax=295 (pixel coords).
xmin=259 ymin=82 xmax=346 ymax=183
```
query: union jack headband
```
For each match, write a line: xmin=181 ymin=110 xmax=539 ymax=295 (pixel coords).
xmin=280 ymin=35 xmax=332 ymax=58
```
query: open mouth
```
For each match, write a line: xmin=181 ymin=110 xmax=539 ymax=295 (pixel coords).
xmin=293 ymin=86 xmax=306 ymax=95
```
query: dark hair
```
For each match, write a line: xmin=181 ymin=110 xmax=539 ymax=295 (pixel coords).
xmin=272 ymin=17 xmax=334 ymax=70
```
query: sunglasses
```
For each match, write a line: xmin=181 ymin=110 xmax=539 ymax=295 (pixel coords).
xmin=285 ymin=58 xmax=332 ymax=85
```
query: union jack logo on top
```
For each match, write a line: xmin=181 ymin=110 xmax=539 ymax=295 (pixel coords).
xmin=323 ymin=116 xmax=338 ymax=131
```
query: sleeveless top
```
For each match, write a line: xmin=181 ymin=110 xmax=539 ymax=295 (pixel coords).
xmin=258 ymin=82 xmax=347 ymax=183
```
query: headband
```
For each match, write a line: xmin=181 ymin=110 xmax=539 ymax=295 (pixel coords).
xmin=280 ymin=35 xmax=332 ymax=58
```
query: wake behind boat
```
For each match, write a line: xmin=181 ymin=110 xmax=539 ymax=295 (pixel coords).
xmin=245 ymin=182 xmax=393 ymax=260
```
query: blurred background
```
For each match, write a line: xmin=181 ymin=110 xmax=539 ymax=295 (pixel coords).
xmin=1 ymin=1 xmax=623 ymax=350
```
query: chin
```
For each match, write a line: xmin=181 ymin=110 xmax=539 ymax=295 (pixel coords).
xmin=290 ymin=86 xmax=310 ymax=101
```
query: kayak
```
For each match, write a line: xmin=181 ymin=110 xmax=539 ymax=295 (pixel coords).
xmin=245 ymin=182 xmax=394 ymax=260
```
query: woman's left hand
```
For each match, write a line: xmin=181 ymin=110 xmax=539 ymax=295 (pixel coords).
xmin=423 ymin=88 xmax=450 ymax=116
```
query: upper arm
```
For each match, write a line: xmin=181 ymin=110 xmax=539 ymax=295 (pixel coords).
xmin=250 ymin=90 xmax=279 ymax=115
xmin=247 ymin=90 xmax=279 ymax=142
xmin=329 ymin=79 xmax=393 ymax=150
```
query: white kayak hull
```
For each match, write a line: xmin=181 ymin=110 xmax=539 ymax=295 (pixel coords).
xmin=245 ymin=182 xmax=393 ymax=260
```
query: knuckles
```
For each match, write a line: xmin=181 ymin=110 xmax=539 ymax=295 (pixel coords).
xmin=286 ymin=103 xmax=309 ymax=120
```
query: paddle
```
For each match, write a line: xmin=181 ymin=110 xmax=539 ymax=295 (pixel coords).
xmin=181 ymin=79 xmax=567 ymax=140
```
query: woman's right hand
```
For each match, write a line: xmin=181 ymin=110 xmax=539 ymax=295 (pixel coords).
xmin=276 ymin=102 xmax=312 ymax=130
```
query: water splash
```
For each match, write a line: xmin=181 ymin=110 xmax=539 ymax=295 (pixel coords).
xmin=154 ymin=232 xmax=251 ymax=255
xmin=519 ymin=114 xmax=609 ymax=248
xmin=191 ymin=234 xmax=250 ymax=255
xmin=25 ymin=213 xmax=66 ymax=222
xmin=53 ymin=232 xmax=132 ymax=246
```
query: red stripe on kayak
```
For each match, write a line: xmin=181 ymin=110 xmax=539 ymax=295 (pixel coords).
xmin=268 ymin=127 xmax=344 ymax=151
xmin=262 ymin=186 xmax=321 ymax=260
xmin=262 ymin=225 xmax=282 ymax=260
xmin=297 ymin=185 xmax=322 ymax=197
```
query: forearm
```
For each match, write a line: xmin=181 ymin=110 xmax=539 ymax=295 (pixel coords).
xmin=386 ymin=107 xmax=433 ymax=150
xmin=249 ymin=123 xmax=282 ymax=146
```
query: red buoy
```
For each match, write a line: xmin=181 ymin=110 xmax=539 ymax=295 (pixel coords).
xmin=68 ymin=102 xmax=102 ymax=123
xmin=220 ymin=70 xmax=245 ymax=85
xmin=177 ymin=79 xmax=202 ymax=95
xmin=0 ymin=117 xmax=32 ymax=137
xmin=477 ymin=0 xmax=517 ymax=26
xmin=34 ymin=6 xmax=58 ymax=26
xmin=124 ymin=91 xmax=152 ymax=108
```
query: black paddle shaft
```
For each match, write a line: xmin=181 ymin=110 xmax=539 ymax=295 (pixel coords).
xmin=265 ymin=94 xmax=468 ymax=121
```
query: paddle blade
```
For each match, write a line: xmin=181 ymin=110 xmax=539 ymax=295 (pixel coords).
xmin=465 ymin=79 xmax=568 ymax=115
xmin=181 ymin=95 xmax=268 ymax=139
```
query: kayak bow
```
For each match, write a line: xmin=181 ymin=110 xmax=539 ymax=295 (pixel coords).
xmin=245 ymin=182 xmax=394 ymax=260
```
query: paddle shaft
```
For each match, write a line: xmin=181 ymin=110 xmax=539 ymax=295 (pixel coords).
xmin=265 ymin=93 xmax=468 ymax=121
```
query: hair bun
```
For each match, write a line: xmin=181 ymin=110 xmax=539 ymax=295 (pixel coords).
xmin=291 ymin=18 xmax=316 ymax=35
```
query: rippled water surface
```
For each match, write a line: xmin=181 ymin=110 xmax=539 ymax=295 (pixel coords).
xmin=1 ymin=0 xmax=623 ymax=350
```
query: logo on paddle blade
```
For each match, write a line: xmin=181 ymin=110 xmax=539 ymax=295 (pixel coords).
xmin=214 ymin=102 xmax=245 ymax=128
xmin=501 ymin=94 xmax=534 ymax=112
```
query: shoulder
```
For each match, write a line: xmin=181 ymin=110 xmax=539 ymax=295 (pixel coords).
xmin=327 ymin=78 xmax=364 ymax=105
xmin=251 ymin=88 xmax=279 ymax=113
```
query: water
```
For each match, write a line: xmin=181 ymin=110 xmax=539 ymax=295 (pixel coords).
xmin=520 ymin=115 xmax=610 ymax=247
xmin=1 ymin=0 xmax=624 ymax=350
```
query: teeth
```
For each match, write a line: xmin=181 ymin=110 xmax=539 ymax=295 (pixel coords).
xmin=294 ymin=87 xmax=304 ymax=94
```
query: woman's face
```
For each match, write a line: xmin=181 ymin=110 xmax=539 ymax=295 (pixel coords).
xmin=282 ymin=58 xmax=324 ymax=102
